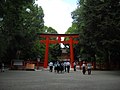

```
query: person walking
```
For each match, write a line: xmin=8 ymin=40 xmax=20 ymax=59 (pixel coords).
xmin=49 ymin=62 xmax=53 ymax=72
xmin=56 ymin=61 xmax=60 ymax=73
xmin=1 ymin=63 xmax=5 ymax=72
xmin=64 ymin=61 xmax=67 ymax=72
xmin=54 ymin=62 xmax=57 ymax=73
xmin=59 ymin=62 xmax=64 ymax=73
xmin=66 ymin=61 xmax=70 ymax=73
xmin=81 ymin=61 xmax=86 ymax=75
xmin=87 ymin=62 xmax=92 ymax=75
xmin=73 ymin=62 xmax=76 ymax=71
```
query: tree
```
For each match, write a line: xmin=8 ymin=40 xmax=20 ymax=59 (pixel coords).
xmin=43 ymin=26 xmax=58 ymax=34
xmin=41 ymin=26 xmax=62 ymax=62
xmin=72 ymin=0 xmax=120 ymax=69
xmin=49 ymin=44 xmax=62 ymax=61
xmin=0 ymin=0 xmax=44 ymax=62
xmin=18 ymin=4 xmax=44 ymax=60
xmin=65 ymin=23 xmax=78 ymax=34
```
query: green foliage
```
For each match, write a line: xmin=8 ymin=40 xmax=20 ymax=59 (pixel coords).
xmin=0 ymin=0 xmax=44 ymax=62
xmin=0 ymin=0 xmax=63 ymax=64
xmin=71 ymin=0 xmax=120 ymax=69
xmin=65 ymin=23 xmax=78 ymax=34
xmin=43 ymin=26 xmax=58 ymax=34
xmin=42 ymin=26 xmax=61 ymax=62
xmin=49 ymin=44 xmax=62 ymax=61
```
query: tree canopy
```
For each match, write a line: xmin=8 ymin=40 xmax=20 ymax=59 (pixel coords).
xmin=0 ymin=0 xmax=60 ymax=63
xmin=68 ymin=0 xmax=120 ymax=69
xmin=1 ymin=0 xmax=120 ymax=69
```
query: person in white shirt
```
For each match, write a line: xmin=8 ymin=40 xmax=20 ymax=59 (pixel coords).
xmin=49 ymin=62 xmax=53 ymax=72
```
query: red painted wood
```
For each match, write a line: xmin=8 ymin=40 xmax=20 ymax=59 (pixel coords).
xmin=40 ymin=40 xmax=78 ymax=44
xmin=39 ymin=34 xmax=79 ymax=68
xmin=70 ymin=37 xmax=74 ymax=68
xmin=43 ymin=37 xmax=49 ymax=68
xmin=39 ymin=34 xmax=79 ymax=38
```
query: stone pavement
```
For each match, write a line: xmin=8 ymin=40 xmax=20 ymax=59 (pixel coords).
xmin=0 ymin=70 xmax=120 ymax=90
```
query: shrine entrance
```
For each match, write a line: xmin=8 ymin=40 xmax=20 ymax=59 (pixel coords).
xmin=39 ymin=34 xmax=79 ymax=68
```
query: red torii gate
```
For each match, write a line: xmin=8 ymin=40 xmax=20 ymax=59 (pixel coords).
xmin=39 ymin=33 xmax=79 ymax=68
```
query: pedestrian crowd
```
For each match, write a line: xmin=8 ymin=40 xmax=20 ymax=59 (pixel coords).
xmin=49 ymin=61 xmax=70 ymax=73
xmin=48 ymin=61 xmax=92 ymax=75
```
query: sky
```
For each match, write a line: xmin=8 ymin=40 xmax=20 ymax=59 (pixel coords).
xmin=35 ymin=0 xmax=78 ymax=34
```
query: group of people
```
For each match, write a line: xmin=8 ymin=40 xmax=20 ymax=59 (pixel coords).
xmin=49 ymin=61 xmax=92 ymax=75
xmin=81 ymin=61 xmax=92 ymax=75
xmin=49 ymin=61 xmax=71 ymax=73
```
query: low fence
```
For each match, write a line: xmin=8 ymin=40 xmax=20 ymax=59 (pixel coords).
xmin=10 ymin=60 xmax=44 ymax=70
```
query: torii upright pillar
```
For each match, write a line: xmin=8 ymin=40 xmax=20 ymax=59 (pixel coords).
xmin=39 ymin=34 xmax=79 ymax=69
xmin=44 ymin=37 xmax=49 ymax=68
xmin=70 ymin=37 xmax=74 ymax=68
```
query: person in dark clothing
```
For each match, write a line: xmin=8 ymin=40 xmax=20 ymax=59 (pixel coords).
xmin=54 ymin=62 xmax=57 ymax=73
xmin=81 ymin=61 xmax=86 ymax=75
xmin=73 ymin=62 xmax=76 ymax=71
xmin=56 ymin=61 xmax=60 ymax=73
xmin=1 ymin=63 xmax=4 ymax=72
xmin=87 ymin=62 xmax=92 ymax=75
xmin=66 ymin=61 xmax=70 ymax=73
xmin=59 ymin=62 xmax=64 ymax=73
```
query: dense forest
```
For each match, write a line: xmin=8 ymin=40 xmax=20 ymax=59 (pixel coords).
xmin=0 ymin=0 xmax=120 ymax=69
xmin=0 ymin=0 xmax=61 ymax=64
xmin=65 ymin=0 xmax=120 ymax=69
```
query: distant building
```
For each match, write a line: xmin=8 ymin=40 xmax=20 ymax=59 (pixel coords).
xmin=58 ymin=48 xmax=70 ymax=61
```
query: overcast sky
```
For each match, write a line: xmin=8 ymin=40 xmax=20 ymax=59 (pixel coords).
xmin=35 ymin=0 xmax=78 ymax=34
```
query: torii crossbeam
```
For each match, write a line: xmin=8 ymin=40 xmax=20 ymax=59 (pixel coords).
xmin=39 ymin=33 xmax=79 ymax=68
